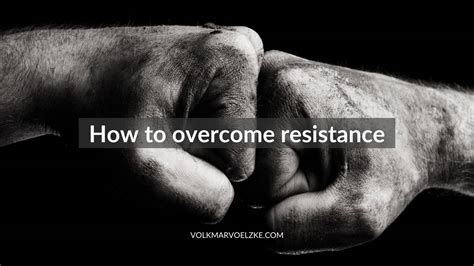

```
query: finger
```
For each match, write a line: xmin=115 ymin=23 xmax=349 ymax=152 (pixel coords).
xmin=238 ymin=148 xmax=304 ymax=207
xmin=253 ymin=50 xmax=425 ymax=253
xmin=222 ymin=26 xmax=264 ymax=65
xmin=187 ymin=28 xmax=263 ymax=182
xmin=127 ymin=148 xmax=234 ymax=224
xmin=124 ymin=27 xmax=262 ymax=222
xmin=255 ymin=49 xmax=366 ymax=243
xmin=202 ymin=24 xmax=264 ymax=64
xmin=265 ymin=147 xmax=422 ymax=253
xmin=266 ymin=183 xmax=383 ymax=254
xmin=238 ymin=50 xmax=320 ymax=206
xmin=239 ymin=145 xmax=335 ymax=208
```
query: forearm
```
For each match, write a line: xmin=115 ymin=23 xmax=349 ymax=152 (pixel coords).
xmin=0 ymin=32 xmax=59 ymax=146
xmin=0 ymin=25 xmax=234 ymax=148
xmin=314 ymin=63 xmax=473 ymax=194
xmin=0 ymin=28 xmax=146 ymax=146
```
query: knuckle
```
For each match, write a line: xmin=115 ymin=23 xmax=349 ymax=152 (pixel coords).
xmin=347 ymin=204 xmax=385 ymax=241
xmin=204 ymin=30 xmax=260 ymax=68
xmin=335 ymin=185 xmax=387 ymax=242
xmin=275 ymin=67 xmax=310 ymax=87
xmin=261 ymin=65 xmax=312 ymax=98
xmin=224 ymin=26 xmax=264 ymax=61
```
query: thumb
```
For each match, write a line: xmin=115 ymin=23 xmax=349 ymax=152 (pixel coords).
xmin=127 ymin=148 xmax=234 ymax=224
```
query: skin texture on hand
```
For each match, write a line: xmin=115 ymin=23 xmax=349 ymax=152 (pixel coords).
xmin=0 ymin=25 xmax=263 ymax=223
xmin=1 ymin=26 xmax=473 ymax=253
xmin=242 ymin=50 xmax=474 ymax=254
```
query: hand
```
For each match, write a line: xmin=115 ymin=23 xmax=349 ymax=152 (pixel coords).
xmin=242 ymin=50 xmax=473 ymax=253
xmin=0 ymin=26 xmax=263 ymax=223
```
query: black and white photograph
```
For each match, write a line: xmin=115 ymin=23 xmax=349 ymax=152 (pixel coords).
xmin=0 ymin=4 xmax=472 ymax=262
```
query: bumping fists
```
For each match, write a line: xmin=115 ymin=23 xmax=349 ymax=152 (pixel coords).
xmin=1 ymin=26 xmax=472 ymax=253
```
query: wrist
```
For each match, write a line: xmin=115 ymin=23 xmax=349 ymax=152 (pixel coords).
xmin=424 ymin=88 xmax=473 ymax=194
xmin=363 ymin=75 xmax=473 ymax=193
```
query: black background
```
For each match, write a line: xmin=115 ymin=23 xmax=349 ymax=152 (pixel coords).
xmin=0 ymin=3 xmax=473 ymax=262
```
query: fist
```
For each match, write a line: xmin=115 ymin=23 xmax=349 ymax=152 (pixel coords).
xmin=108 ymin=26 xmax=263 ymax=223
xmin=9 ymin=26 xmax=263 ymax=223
xmin=243 ymin=50 xmax=450 ymax=253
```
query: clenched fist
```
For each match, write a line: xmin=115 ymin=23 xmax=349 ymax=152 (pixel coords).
xmin=243 ymin=50 xmax=473 ymax=253
xmin=0 ymin=25 xmax=263 ymax=223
